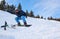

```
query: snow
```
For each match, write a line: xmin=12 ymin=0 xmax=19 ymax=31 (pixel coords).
xmin=0 ymin=10 xmax=60 ymax=39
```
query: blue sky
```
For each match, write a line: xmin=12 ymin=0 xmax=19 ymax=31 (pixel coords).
xmin=0 ymin=0 xmax=60 ymax=18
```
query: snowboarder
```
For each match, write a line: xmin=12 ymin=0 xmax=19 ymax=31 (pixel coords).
xmin=15 ymin=9 xmax=27 ymax=26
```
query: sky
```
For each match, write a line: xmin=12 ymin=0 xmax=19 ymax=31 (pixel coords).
xmin=0 ymin=0 xmax=60 ymax=18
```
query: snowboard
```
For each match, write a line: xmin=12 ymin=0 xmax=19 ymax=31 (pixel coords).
xmin=11 ymin=24 xmax=31 ymax=29
xmin=12 ymin=24 xmax=31 ymax=27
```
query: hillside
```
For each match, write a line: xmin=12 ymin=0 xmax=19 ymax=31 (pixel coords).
xmin=0 ymin=10 xmax=60 ymax=39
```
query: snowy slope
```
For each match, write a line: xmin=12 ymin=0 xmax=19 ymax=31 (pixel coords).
xmin=0 ymin=10 xmax=60 ymax=39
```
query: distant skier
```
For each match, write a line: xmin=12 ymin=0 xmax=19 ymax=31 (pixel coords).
xmin=15 ymin=9 xmax=27 ymax=26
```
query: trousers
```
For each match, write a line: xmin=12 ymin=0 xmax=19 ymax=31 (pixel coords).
xmin=15 ymin=16 xmax=26 ymax=23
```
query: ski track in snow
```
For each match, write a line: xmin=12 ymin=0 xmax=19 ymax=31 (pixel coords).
xmin=0 ymin=10 xmax=60 ymax=39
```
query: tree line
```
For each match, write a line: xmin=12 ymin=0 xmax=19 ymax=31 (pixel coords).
xmin=0 ymin=0 xmax=41 ymax=18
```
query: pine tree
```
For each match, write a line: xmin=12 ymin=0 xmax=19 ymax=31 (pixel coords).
xmin=5 ymin=3 xmax=9 ymax=11
xmin=0 ymin=0 xmax=6 ymax=10
xmin=29 ymin=10 xmax=34 ymax=17
xmin=11 ymin=5 xmax=15 ymax=14
xmin=0 ymin=4 xmax=4 ymax=10
xmin=41 ymin=16 xmax=43 ymax=19
xmin=26 ymin=10 xmax=29 ymax=16
xmin=48 ymin=16 xmax=53 ymax=20
xmin=10 ymin=5 xmax=15 ymax=10
xmin=1 ymin=0 xmax=6 ymax=5
xmin=35 ymin=15 xmax=40 ymax=18
xmin=6 ymin=4 xmax=11 ymax=12
xmin=0 ymin=4 xmax=3 ymax=10
xmin=17 ymin=3 xmax=22 ymax=11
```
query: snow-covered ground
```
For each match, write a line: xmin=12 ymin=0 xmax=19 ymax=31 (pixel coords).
xmin=0 ymin=10 xmax=60 ymax=39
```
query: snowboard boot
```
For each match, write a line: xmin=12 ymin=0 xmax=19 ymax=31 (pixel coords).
xmin=18 ymin=22 xmax=21 ymax=26
xmin=24 ymin=22 xmax=27 ymax=26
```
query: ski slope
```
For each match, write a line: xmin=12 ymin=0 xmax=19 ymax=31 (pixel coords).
xmin=0 ymin=10 xmax=60 ymax=39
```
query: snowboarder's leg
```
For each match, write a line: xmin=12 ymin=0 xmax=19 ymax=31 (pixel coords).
xmin=21 ymin=16 xmax=27 ymax=26
xmin=15 ymin=17 xmax=21 ymax=26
